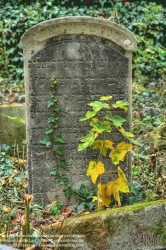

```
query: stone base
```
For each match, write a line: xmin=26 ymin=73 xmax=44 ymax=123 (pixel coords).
xmin=43 ymin=200 xmax=166 ymax=250
xmin=0 ymin=104 xmax=26 ymax=149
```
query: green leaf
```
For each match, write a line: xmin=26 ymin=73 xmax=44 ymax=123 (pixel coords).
xmin=88 ymin=101 xmax=109 ymax=112
xmin=80 ymin=110 xmax=97 ymax=121
xmin=53 ymin=124 xmax=59 ymax=129
xmin=58 ymin=159 xmax=66 ymax=168
xmin=54 ymin=146 xmax=63 ymax=156
xmin=39 ymin=137 xmax=52 ymax=147
xmin=106 ymin=114 xmax=126 ymax=127
xmin=55 ymin=134 xmax=65 ymax=143
xmin=90 ymin=118 xmax=112 ymax=133
xmin=47 ymin=98 xmax=57 ymax=108
xmin=48 ymin=116 xmax=59 ymax=123
xmin=63 ymin=188 xmax=72 ymax=198
xmin=50 ymin=169 xmax=57 ymax=176
xmin=51 ymin=203 xmax=63 ymax=217
xmin=9 ymin=209 xmax=16 ymax=218
xmin=54 ymin=106 xmax=61 ymax=112
xmin=78 ymin=131 xmax=98 ymax=151
xmin=45 ymin=127 xmax=53 ymax=135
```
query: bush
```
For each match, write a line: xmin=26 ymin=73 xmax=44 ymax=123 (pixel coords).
xmin=0 ymin=0 xmax=165 ymax=89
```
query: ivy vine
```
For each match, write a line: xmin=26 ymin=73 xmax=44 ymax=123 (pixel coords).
xmin=39 ymin=77 xmax=72 ymax=199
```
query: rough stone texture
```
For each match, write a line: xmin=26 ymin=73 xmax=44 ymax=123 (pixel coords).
xmin=43 ymin=200 xmax=166 ymax=250
xmin=0 ymin=104 xmax=26 ymax=147
xmin=20 ymin=17 xmax=136 ymax=204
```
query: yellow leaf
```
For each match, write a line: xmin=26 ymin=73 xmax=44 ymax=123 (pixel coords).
xmin=3 ymin=207 xmax=11 ymax=213
xmin=117 ymin=166 xmax=127 ymax=182
xmin=92 ymin=140 xmax=114 ymax=156
xmin=8 ymin=177 xmax=12 ymax=183
xmin=92 ymin=140 xmax=102 ymax=151
xmin=1 ymin=179 xmax=6 ymax=185
xmin=87 ymin=161 xmax=105 ymax=184
xmin=0 ymin=233 xmax=6 ymax=241
xmin=84 ymin=212 xmax=90 ymax=215
xmin=109 ymin=142 xmax=132 ymax=165
xmin=117 ymin=141 xmax=132 ymax=151
xmin=51 ymin=200 xmax=58 ymax=204
xmin=118 ymin=126 xmax=134 ymax=137
xmin=100 ymin=96 xmax=112 ymax=101
xmin=13 ymin=169 xmax=18 ymax=174
xmin=97 ymin=183 xmax=111 ymax=210
xmin=92 ymin=196 xmax=98 ymax=202
xmin=10 ymin=157 xmax=26 ymax=165
xmin=106 ymin=167 xmax=129 ymax=206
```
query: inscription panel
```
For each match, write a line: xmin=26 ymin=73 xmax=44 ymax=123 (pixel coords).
xmin=28 ymin=35 xmax=129 ymax=204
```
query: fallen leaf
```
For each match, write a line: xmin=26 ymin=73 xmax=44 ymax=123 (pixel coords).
xmin=3 ymin=207 xmax=11 ymax=213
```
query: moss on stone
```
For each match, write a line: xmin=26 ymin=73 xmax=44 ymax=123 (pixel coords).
xmin=42 ymin=199 xmax=166 ymax=249
xmin=148 ymin=218 xmax=166 ymax=244
xmin=66 ymin=199 xmax=166 ymax=222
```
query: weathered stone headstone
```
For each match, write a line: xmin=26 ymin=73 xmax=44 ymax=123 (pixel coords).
xmin=21 ymin=17 xmax=136 ymax=205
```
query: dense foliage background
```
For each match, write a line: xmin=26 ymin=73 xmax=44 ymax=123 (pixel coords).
xmin=0 ymin=0 xmax=166 ymax=203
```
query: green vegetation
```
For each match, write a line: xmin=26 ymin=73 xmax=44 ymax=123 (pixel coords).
xmin=0 ymin=1 xmax=165 ymax=90
xmin=0 ymin=0 xmax=166 ymax=247
xmin=78 ymin=96 xmax=137 ymax=210
xmin=0 ymin=0 xmax=165 ymax=205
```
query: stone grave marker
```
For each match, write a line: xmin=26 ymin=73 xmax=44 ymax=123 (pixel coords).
xmin=21 ymin=17 xmax=136 ymax=204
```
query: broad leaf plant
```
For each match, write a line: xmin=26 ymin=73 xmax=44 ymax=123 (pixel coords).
xmin=78 ymin=96 xmax=139 ymax=210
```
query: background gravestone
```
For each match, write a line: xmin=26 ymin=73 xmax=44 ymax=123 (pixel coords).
xmin=21 ymin=17 xmax=136 ymax=204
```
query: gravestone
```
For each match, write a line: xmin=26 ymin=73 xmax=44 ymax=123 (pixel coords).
xmin=21 ymin=17 xmax=136 ymax=205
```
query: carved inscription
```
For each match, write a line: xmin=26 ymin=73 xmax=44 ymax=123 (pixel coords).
xmin=28 ymin=35 xmax=128 ymax=204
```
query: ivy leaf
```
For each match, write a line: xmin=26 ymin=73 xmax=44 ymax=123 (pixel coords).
xmin=88 ymin=101 xmax=109 ymax=112
xmin=109 ymin=142 xmax=132 ymax=165
xmin=48 ymin=116 xmax=59 ymax=123
xmin=86 ymin=161 xmax=105 ymax=184
xmin=55 ymin=134 xmax=65 ymax=143
xmin=50 ymin=169 xmax=57 ymax=176
xmin=106 ymin=167 xmax=129 ymax=206
xmin=97 ymin=183 xmax=111 ymax=210
xmin=53 ymin=124 xmax=59 ymax=129
xmin=48 ymin=98 xmax=58 ymax=108
xmin=58 ymin=159 xmax=66 ymax=168
xmin=39 ymin=137 xmax=52 ymax=147
xmin=92 ymin=140 xmax=114 ymax=156
xmin=45 ymin=127 xmax=53 ymax=135
xmin=80 ymin=110 xmax=97 ymax=121
xmin=54 ymin=106 xmax=61 ymax=112
xmin=100 ymin=96 xmax=112 ymax=101
xmin=112 ymin=100 xmax=129 ymax=112
xmin=90 ymin=118 xmax=112 ymax=133
xmin=106 ymin=114 xmax=126 ymax=127
xmin=54 ymin=147 xmax=63 ymax=156
xmin=78 ymin=132 xmax=98 ymax=151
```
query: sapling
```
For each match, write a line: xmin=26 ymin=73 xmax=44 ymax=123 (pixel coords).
xmin=78 ymin=96 xmax=139 ymax=210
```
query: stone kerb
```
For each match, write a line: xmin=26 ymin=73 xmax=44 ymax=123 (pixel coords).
xmin=21 ymin=16 xmax=137 ymax=204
